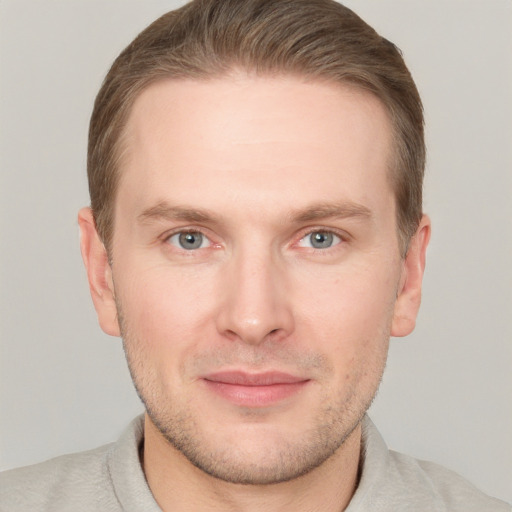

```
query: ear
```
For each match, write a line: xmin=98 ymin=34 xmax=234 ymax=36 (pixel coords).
xmin=78 ymin=207 xmax=120 ymax=337
xmin=391 ymin=215 xmax=431 ymax=337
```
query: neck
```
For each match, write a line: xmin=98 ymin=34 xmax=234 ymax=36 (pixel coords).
xmin=143 ymin=414 xmax=362 ymax=512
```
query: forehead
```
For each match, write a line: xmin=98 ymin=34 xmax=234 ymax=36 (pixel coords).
xmin=117 ymin=74 xmax=394 ymax=222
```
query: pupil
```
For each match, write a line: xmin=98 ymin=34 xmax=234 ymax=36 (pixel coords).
xmin=179 ymin=232 xmax=202 ymax=249
xmin=312 ymin=232 xmax=333 ymax=248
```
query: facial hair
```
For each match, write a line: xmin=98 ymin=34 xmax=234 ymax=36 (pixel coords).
xmin=116 ymin=297 xmax=390 ymax=485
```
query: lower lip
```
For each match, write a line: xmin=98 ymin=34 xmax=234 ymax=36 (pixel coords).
xmin=202 ymin=380 xmax=309 ymax=407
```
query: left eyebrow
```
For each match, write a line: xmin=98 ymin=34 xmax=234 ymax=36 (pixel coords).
xmin=289 ymin=201 xmax=373 ymax=223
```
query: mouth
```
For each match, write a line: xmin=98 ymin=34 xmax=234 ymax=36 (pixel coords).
xmin=201 ymin=370 xmax=311 ymax=407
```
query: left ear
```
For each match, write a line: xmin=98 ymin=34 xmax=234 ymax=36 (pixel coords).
xmin=391 ymin=214 xmax=431 ymax=337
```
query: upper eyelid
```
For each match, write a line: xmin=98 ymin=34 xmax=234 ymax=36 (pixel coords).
xmin=296 ymin=229 xmax=343 ymax=247
xmin=163 ymin=229 xmax=216 ymax=255
xmin=161 ymin=226 xmax=213 ymax=241
xmin=159 ymin=225 xmax=350 ymax=247
xmin=167 ymin=230 xmax=211 ymax=248
xmin=295 ymin=226 xmax=350 ymax=242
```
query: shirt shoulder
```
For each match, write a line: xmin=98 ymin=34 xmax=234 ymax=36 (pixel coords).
xmin=387 ymin=449 xmax=511 ymax=512
xmin=0 ymin=443 xmax=120 ymax=512
xmin=348 ymin=417 xmax=511 ymax=512
xmin=0 ymin=416 xmax=158 ymax=512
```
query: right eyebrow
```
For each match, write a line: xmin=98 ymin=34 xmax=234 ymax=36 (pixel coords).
xmin=137 ymin=201 xmax=220 ymax=225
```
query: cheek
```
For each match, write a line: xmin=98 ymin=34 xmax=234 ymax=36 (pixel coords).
xmin=116 ymin=263 xmax=219 ymax=352
xmin=293 ymin=263 xmax=399 ymax=363
xmin=298 ymin=265 xmax=398 ymax=328
xmin=116 ymin=265 xmax=224 ymax=397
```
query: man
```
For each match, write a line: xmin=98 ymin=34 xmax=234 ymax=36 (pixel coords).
xmin=1 ymin=0 xmax=509 ymax=510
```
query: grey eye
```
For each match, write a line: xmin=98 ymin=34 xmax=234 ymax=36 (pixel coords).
xmin=168 ymin=232 xmax=210 ymax=250
xmin=299 ymin=231 xmax=341 ymax=249
xmin=310 ymin=232 xmax=334 ymax=248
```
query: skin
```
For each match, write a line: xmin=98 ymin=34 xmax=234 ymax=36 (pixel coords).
xmin=79 ymin=73 xmax=430 ymax=512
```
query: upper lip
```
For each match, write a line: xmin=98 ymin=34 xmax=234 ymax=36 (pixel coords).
xmin=203 ymin=371 xmax=309 ymax=386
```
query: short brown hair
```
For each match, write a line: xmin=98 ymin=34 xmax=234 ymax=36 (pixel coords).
xmin=88 ymin=0 xmax=425 ymax=254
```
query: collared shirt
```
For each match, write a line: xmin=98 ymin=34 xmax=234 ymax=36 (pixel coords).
xmin=1 ymin=415 xmax=509 ymax=511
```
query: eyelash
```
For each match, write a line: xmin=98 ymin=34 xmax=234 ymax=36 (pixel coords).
xmin=295 ymin=228 xmax=346 ymax=253
xmin=163 ymin=228 xmax=216 ymax=252
xmin=161 ymin=227 xmax=348 ymax=253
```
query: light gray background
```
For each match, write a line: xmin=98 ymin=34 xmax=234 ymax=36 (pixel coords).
xmin=1 ymin=0 xmax=511 ymax=504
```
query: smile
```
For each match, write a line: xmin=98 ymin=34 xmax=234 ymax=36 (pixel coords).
xmin=202 ymin=371 xmax=311 ymax=407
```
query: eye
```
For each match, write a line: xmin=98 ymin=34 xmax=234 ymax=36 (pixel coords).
xmin=298 ymin=231 xmax=341 ymax=249
xmin=167 ymin=231 xmax=211 ymax=250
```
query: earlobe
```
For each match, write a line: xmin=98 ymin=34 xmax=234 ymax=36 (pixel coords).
xmin=78 ymin=207 xmax=120 ymax=337
xmin=391 ymin=215 xmax=431 ymax=338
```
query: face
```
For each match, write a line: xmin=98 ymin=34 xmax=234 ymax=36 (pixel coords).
xmin=80 ymin=73 xmax=429 ymax=485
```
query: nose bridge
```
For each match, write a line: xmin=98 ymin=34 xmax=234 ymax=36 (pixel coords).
xmin=216 ymin=240 xmax=293 ymax=344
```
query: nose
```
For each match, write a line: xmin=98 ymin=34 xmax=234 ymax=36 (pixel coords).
xmin=215 ymin=248 xmax=295 ymax=345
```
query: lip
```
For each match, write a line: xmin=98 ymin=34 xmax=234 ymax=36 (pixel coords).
xmin=202 ymin=371 xmax=310 ymax=407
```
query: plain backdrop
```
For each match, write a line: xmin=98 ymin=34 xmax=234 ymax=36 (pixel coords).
xmin=1 ymin=0 xmax=511 ymax=504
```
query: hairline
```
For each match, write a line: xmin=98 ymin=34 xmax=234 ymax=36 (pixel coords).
xmin=105 ymin=69 xmax=408 ymax=256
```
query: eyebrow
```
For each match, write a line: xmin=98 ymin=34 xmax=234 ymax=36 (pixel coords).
xmin=137 ymin=202 xmax=219 ymax=224
xmin=289 ymin=202 xmax=372 ymax=223
xmin=137 ymin=200 xmax=372 ymax=226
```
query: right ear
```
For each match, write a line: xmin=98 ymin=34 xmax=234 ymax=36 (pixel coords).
xmin=78 ymin=207 xmax=120 ymax=337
